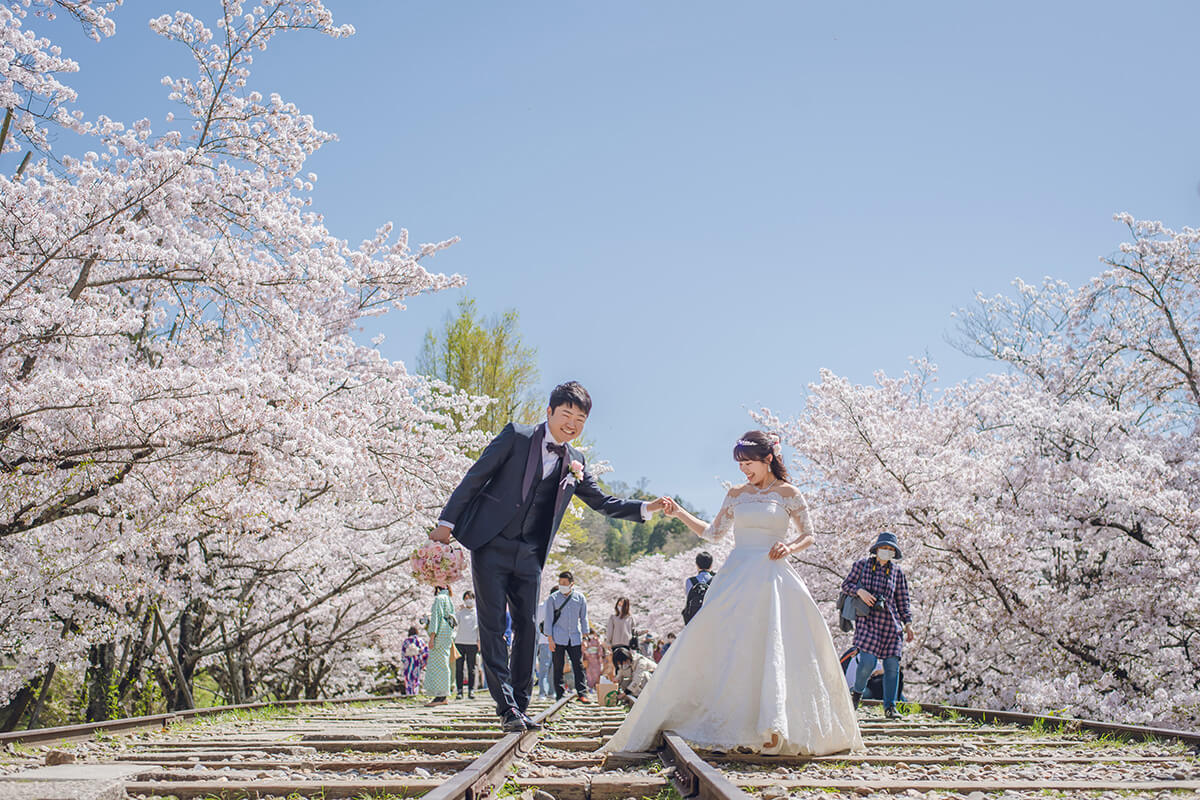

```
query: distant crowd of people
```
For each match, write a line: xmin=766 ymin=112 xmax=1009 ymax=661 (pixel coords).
xmin=398 ymin=573 xmax=682 ymax=708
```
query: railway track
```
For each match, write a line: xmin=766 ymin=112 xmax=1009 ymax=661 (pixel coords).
xmin=0 ymin=694 xmax=1197 ymax=799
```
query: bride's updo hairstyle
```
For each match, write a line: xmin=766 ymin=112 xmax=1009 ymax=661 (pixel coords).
xmin=733 ymin=430 xmax=790 ymax=482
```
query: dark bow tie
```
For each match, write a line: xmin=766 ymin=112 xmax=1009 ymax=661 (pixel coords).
xmin=546 ymin=442 xmax=567 ymax=458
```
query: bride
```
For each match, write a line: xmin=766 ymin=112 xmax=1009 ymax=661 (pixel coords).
xmin=603 ymin=430 xmax=863 ymax=756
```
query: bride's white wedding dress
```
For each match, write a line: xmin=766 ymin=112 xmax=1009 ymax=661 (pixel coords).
xmin=603 ymin=485 xmax=863 ymax=756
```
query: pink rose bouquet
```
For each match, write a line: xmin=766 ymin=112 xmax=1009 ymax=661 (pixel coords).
xmin=411 ymin=540 xmax=469 ymax=586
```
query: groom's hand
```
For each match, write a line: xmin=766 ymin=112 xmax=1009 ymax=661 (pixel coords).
xmin=429 ymin=524 xmax=453 ymax=544
xmin=645 ymin=497 xmax=668 ymax=515
xmin=651 ymin=497 xmax=679 ymax=517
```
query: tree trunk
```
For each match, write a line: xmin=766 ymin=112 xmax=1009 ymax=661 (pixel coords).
xmin=27 ymin=663 xmax=56 ymax=728
xmin=169 ymin=599 xmax=205 ymax=711
xmin=154 ymin=609 xmax=195 ymax=711
xmin=0 ymin=682 xmax=35 ymax=732
xmin=85 ymin=642 xmax=117 ymax=721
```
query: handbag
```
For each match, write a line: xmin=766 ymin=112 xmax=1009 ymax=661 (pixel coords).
xmin=839 ymin=592 xmax=873 ymax=632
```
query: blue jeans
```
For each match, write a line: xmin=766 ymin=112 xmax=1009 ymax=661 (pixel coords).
xmin=535 ymin=642 xmax=553 ymax=697
xmin=854 ymin=653 xmax=900 ymax=709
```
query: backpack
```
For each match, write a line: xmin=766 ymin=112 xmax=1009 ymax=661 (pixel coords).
xmin=682 ymin=571 xmax=715 ymax=623
xmin=839 ymin=646 xmax=858 ymax=672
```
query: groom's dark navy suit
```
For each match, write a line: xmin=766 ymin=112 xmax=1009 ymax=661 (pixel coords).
xmin=439 ymin=421 xmax=645 ymax=716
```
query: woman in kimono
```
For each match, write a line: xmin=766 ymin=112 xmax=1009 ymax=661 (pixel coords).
xmin=423 ymin=585 xmax=456 ymax=705
xmin=401 ymin=626 xmax=428 ymax=696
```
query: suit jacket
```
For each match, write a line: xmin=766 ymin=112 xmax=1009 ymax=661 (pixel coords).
xmin=439 ymin=422 xmax=645 ymax=566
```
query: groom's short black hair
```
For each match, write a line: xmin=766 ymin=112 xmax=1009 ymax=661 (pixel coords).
xmin=549 ymin=381 xmax=592 ymax=415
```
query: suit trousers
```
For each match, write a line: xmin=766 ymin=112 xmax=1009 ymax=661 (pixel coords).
xmin=470 ymin=534 xmax=543 ymax=716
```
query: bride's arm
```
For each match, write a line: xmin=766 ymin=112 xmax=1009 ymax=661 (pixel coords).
xmin=665 ymin=493 xmax=734 ymax=542
xmin=768 ymin=490 xmax=816 ymax=560
xmin=666 ymin=503 xmax=708 ymax=537
xmin=769 ymin=532 xmax=814 ymax=560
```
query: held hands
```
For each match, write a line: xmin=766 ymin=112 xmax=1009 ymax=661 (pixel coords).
xmin=429 ymin=524 xmax=453 ymax=544
xmin=645 ymin=497 xmax=670 ymax=515
xmin=655 ymin=497 xmax=680 ymax=517
xmin=768 ymin=541 xmax=792 ymax=560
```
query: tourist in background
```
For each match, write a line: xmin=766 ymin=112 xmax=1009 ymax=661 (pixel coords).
xmin=455 ymin=590 xmax=479 ymax=700
xmin=606 ymin=597 xmax=634 ymax=649
xmin=841 ymin=532 xmax=914 ymax=719
xmin=545 ymin=571 xmax=591 ymax=701
xmin=582 ymin=628 xmax=604 ymax=690
xmin=535 ymin=601 xmax=553 ymax=697
xmin=611 ymin=645 xmax=657 ymax=705
xmin=401 ymin=626 xmax=428 ymax=696
xmin=424 ymin=585 xmax=456 ymax=706
xmin=660 ymin=632 xmax=676 ymax=659
xmin=638 ymin=631 xmax=657 ymax=660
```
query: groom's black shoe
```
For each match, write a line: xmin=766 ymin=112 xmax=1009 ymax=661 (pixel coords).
xmin=500 ymin=710 xmax=527 ymax=733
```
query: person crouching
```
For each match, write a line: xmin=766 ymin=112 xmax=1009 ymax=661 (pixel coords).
xmin=611 ymin=645 xmax=657 ymax=706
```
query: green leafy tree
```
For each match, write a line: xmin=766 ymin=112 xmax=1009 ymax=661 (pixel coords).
xmin=604 ymin=527 xmax=630 ymax=565
xmin=418 ymin=296 xmax=540 ymax=435
xmin=629 ymin=524 xmax=649 ymax=555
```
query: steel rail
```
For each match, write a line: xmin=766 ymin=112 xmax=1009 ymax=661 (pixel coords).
xmin=422 ymin=693 xmax=573 ymax=800
xmin=661 ymin=730 xmax=755 ymax=800
xmin=863 ymin=698 xmax=1200 ymax=747
xmin=0 ymin=692 xmax=408 ymax=746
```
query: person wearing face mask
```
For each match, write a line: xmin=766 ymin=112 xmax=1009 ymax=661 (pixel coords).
xmin=840 ymin=532 xmax=914 ymax=719
xmin=423 ymin=585 xmax=456 ymax=706
xmin=544 ymin=571 xmax=591 ymax=702
xmin=455 ymin=591 xmax=479 ymax=700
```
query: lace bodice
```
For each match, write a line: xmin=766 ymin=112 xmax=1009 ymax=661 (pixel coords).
xmin=700 ymin=486 xmax=813 ymax=544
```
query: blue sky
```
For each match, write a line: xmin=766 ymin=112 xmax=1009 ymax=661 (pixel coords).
xmin=49 ymin=2 xmax=1200 ymax=515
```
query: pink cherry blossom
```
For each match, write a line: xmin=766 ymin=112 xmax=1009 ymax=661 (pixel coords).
xmin=0 ymin=0 xmax=486 ymax=708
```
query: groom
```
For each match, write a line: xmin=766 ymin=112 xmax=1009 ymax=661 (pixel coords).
xmin=429 ymin=381 xmax=665 ymax=731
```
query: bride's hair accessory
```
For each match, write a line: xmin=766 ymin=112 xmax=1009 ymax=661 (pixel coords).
xmin=735 ymin=432 xmax=783 ymax=455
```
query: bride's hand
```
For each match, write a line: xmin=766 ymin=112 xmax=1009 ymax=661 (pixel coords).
xmin=660 ymin=497 xmax=680 ymax=517
xmin=768 ymin=542 xmax=791 ymax=560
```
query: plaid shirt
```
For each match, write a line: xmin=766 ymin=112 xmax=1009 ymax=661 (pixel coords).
xmin=841 ymin=556 xmax=911 ymax=658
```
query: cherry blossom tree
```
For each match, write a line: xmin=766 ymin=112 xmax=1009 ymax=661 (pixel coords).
xmin=752 ymin=215 xmax=1200 ymax=726
xmin=0 ymin=0 xmax=488 ymax=722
